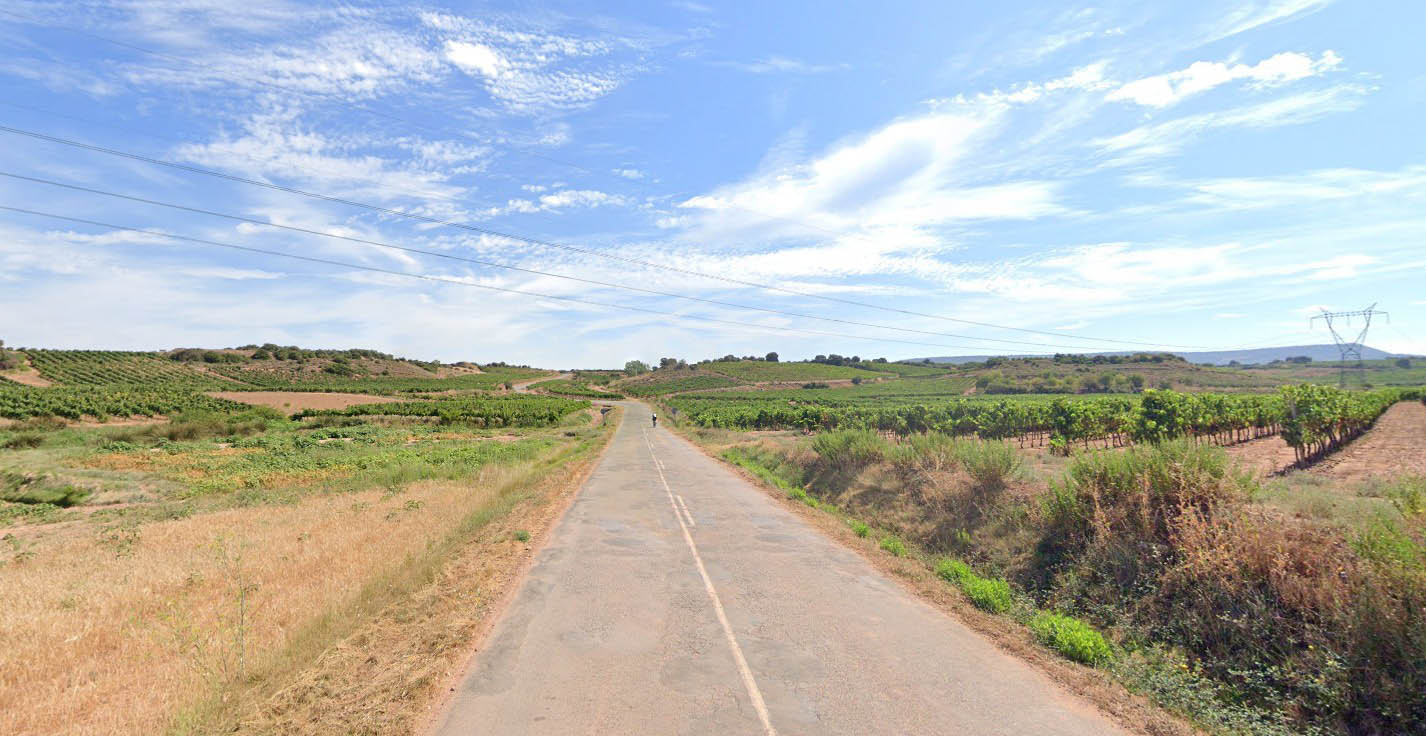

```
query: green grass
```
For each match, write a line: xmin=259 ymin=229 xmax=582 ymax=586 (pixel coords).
xmin=879 ymin=535 xmax=907 ymax=557
xmin=1029 ymin=611 xmax=1114 ymax=666
xmin=850 ymin=520 xmax=870 ymax=537
xmin=934 ymin=558 xmax=1012 ymax=613
xmin=513 ymin=529 xmax=531 ymax=542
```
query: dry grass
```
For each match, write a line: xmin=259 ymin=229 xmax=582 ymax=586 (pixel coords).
xmin=0 ymin=452 xmax=578 ymax=735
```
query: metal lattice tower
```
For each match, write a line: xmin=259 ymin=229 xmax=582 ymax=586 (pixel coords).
xmin=1311 ymin=303 xmax=1389 ymax=388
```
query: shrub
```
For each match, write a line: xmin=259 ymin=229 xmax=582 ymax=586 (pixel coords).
xmin=1030 ymin=611 xmax=1113 ymax=666
xmin=2 ymin=433 xmax=44 ymax=450
xmin=962 ymin=575 xmax=1013 ymax=613
xmin=935 ymin=558 xmax=973 ymax=585
xmin=812 ymin=429 xmax=887 ymax=470
xmin=513 ymin=530 xmax=531 ymax=542
xmin=850 ymin=520 xmax=870 ymax=538
xmin=879 ymin=535 xmax=907 ymax=557
xmin=953 ymin=439 xmax=1021 ymax=493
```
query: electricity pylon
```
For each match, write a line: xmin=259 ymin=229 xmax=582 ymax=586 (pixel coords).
xmin=1311 ymin=303 xmax=1389 ymax=388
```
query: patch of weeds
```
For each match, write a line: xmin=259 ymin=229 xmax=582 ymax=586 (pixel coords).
xmin=1029 ymin=611 xmax=1113 ymax=666
xmin=961 ymin=576 xmax=1013 ymax=614
xmin=879 ymin=535 xmax=907 ymax=557
xmin=97 ymin=525 xmax=142 ymax=557
xmin=1113 ymin=648 xmax=1320 ymax=736
xmin=2 ymin=432 xmax=45 ymax=450
xmin=934 ymin=557 xmax=1012 ymax=613
xmin=513 ymin=529 xmax=531 ymax=542
xmin=850 ymin=520 xmax=870 ymax=538
xmin=935 ymin=558 xmax=973 ymax=584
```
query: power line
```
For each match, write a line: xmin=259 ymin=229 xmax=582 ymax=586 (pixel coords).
xmin=0 ymin=204 xmax=1073 ymax=354
xmin=0 ymin=123 xmax=1228 ymax=350
xmin=0 ymin=169 xmax=1195 ymax=353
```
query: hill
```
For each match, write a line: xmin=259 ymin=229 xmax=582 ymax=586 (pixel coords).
xmin=912 ymin=344 xmax=1408 ymax=367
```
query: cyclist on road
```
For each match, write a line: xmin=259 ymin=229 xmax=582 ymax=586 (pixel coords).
xmin=651 ymin=413 xmax=657 ymax=427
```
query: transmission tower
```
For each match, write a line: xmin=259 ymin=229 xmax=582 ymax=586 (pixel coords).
xmin=1311 ymin=303 xmax=1389 ymax=388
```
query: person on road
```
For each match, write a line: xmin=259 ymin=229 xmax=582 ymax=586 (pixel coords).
xmin=651 ymin=413 xmax=657 ymax=427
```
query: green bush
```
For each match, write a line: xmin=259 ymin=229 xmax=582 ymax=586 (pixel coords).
xmin=2 ymin=432 xmax=45 ymax=450
xmin=935 ymin=558 xmax=973 ymax=585
xmin=879 ymin=535 xmax=907 ymax=557
xmin=953 ymin=439 xmax=1022 ymax=493
xmin=962 ymin=575 xmax=1013 ymax=613
xmin=812 ymin=429 xmax=887 ymax=470
xmin=851 ymin=520 xmax=870 ymax=538
xmin=1030 ymin=611 xmax=1113 ymax=666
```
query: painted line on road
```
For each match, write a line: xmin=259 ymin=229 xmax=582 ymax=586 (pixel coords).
xmin=675 ymin=494 xmax=696 ymax=527
xmin=642 ymin=429 xmax=776 ymax=736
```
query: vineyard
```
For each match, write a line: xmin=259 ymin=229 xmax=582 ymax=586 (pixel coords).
xmin=300 ymin=395 xmax=590 ymax=427
xmin=528 ymin=379 xmax=623 ymax=399
xmin=703 ymin=360 xmax=888 ymax=382
xmin=666 ymin=385 xmax=1419 ymax=461
xmin=211 ymin=365 xmax=545 ymax=394
xmin=619 ymin=374 xmax=742 ymax=396
xmin=22 ymin=350 xmax=230 ymax=389
xmin=0 ymin=384 xmax=243 ymax=420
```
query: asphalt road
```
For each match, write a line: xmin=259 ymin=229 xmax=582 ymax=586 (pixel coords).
xmin=433 ymin=402 xmax=1128 ymax=735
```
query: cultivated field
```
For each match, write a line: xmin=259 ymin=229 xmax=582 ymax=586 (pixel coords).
xmin=0 ymin=347 xmax=609 ymax=734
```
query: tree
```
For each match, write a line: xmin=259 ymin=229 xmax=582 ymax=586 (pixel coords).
xmin=1395 ymin=357 xmax=1412 ymax=369
xmin=765 ymin=351 xmax=779 ymax=362
xmin=624 ymin=360 xmax=649 ymax=376
xmin=1127 ymin=373 xmax=1146 ymax=392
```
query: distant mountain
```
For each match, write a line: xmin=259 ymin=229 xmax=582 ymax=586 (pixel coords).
xmin=910 ymin=344 xmax=1412 ymax=367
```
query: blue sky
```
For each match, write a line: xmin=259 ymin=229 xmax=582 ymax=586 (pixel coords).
xmin=1 ymin=0 xmax=1423 ymax=367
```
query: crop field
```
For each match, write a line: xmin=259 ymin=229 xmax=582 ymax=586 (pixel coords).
xmin=618 ymin=373 xmax=742 ymax=396
xmin=22 ymin=349 xmax=231 ymax=389
xmin=527 ymin=378 xmax=623 ymax=399
xmin=702 ymin=360 xmax=888 ymax=382
xmin=0 ymin=359 xmax=612 ymax=734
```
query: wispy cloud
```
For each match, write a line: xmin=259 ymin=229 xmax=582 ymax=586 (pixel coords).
xmin=718 ymin=56 xmax=848 ymax=74
xmin=1108 ymin=50 xmax=1342 ymax=107
xmin=1093 ymin=84 xmax=1369 ymax=164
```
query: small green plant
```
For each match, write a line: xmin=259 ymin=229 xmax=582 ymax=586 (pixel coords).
xmin=1 ymin=432 xmax=44 ymax=450
xmin=1029 ymin=611 xmax=1113 ymax=666
xmin=935 ymin=558 xmax=973 ymax=584
xmin=513 ymin=530 xmax=531 ymax=542
xmin=851 ymin=520 xmax=870 ymax=538
xmin=879 ymin=535 xmax=907 ymax=557
xmin=961 ymin=576 xmax=1013 ymax=614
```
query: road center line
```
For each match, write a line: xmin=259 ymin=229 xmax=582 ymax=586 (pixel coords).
xmin=642 ymin=429 xmax=775 ymax=736
xmin=675 ymin=494 xmax=696 ymax=527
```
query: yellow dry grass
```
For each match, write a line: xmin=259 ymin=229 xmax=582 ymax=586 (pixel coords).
xmin=0 ymin=463 xmax=541 ymax=735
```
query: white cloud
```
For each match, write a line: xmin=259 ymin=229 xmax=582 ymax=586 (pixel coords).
xmin=1173 ymin=165 xmax=1426 ymax=210
xmin=1094 ymin=84 xmax=1368 ymax=164
xmin=1108 ymin=51 xmax=1342 ymax=107
xmin=1203 ymin=0 xmax=1336 ymax=43
xmin=444 ymin=41 xmax=509 ymax=79
xmin=612 ymin=168 xmax=645 ymax=180
xmin=719 ymin=56 xmax=847 ymax=74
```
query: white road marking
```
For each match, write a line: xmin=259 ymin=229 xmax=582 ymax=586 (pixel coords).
xmin=642 ymin=429 xmax=776 ymax=736
xmin=675 ymin=494 xmax=696 ymax=527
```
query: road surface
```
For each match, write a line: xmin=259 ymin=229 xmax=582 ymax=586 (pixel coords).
xmin=433 ymin=402 xmax=1128 ymax=735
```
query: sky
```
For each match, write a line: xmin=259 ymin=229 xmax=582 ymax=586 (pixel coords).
xmin=1 ymin=0 xmax=1424 ymax=367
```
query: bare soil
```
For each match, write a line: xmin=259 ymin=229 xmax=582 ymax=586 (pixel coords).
xmin=1224 ymin=401 xmax=1426 ymax=480
xmin=1312 ymin=401 xmax=1426 ymax=481
xmin=208 ymin=391 xmax=404 ymax=412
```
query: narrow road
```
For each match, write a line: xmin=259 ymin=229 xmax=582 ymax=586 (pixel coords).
xmin=433 ymin=403 xmax=1128 ymax=735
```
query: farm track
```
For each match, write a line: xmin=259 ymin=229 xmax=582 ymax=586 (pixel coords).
xmin=1224 ymin=400 xmax=1426 ymax=479
xmin=1310 ymin=401 xmax=1426 ymax=481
